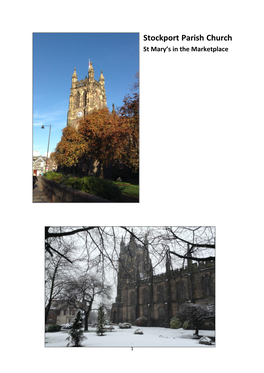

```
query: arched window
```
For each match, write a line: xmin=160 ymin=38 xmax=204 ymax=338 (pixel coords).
xmin=142 ymin=288 xmax=149 ymax=304
xmin=176 ymin=281 xmax=185 ymax=300
xmin=75 ymin=91 xmax=80 ymax=108
xmin=157 ymin=285 xmax=164 ymax=302
xmin=131 ymin=308 xmax=135 ymax=321
xmin=143 ymin=307 xmax=148 ymax=318
xmin=80 ymin=91 xmax=86 ymax=106
xmin=201 ymin=274 xmax=213 ymax=297
xmin=158 ymin=306 xmax=165 ymax=317
xmin=130 ymin=291 xmax=135 ymax=305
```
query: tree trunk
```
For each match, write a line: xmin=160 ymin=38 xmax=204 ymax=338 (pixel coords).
xmin=45 ymin=263 xmax=59 ymax=324
xmin=99 ymin=162 xmax=104 ymax=178
xmin=84 ymin=311 xmax=89 ymax=331
xmin=194 ymin=321 xmax=199 ymax=336
xmin=84 ymin=303 xmax=93 ymax=331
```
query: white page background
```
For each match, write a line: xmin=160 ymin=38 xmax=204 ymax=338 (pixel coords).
xmin=2 ymin=1 xmax=263 ymax=371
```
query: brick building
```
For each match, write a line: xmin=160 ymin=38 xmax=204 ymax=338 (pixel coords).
xmin=45 ymin=300 xmax=80 ymax=325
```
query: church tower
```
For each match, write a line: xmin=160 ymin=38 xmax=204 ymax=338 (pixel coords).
xmin=115 ymin=234 xmax=153 ymax=303
xmin=67 ymin=61 xmax=107 ymax=128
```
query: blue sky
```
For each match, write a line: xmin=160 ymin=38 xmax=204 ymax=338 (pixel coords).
xmin=33 ymin=33 xmax=139 ymax=156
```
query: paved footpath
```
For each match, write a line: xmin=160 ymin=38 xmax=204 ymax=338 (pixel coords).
xmin=33 ymin=182 xmax=52 ymax=203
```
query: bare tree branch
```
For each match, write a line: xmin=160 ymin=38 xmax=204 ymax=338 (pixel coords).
xmin=45 ymin=226 xmax=99 ymax=240
xmin=45 ymin=242 xmax=73 ymax=264
xmin=165 ymin=227 xmax=215 ymax=250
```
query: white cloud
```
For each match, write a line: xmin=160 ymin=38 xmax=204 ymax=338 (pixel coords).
xmin=33 ymin=106 xmax=67 ymax=128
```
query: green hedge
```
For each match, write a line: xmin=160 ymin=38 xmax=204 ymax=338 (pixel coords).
xmin=44 ymin=172 xmax=123 ymax=201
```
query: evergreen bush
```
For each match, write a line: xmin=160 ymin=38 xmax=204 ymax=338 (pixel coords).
xmin=97 ymin=305 xmax=106 ymax=336
xmin=66 ymin=311 xmax=86 ymax=347
xmin=170 ymin=317 xmax=182 ymax=329
xmin=182 ymin=321 xmax=189 ymax=330
xmin=135 ymin=316 xmax=148 ymax=326
xmin=44 ymin=172 xmax=63 ymax=183
xmin=46 ymin=324 xmax=62 ymax=332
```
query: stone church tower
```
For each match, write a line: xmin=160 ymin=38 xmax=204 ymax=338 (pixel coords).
xmin=67 ymin=61 xmax=107 ymax=128
xmin=115 ymin=234 xmax=153 ymax=304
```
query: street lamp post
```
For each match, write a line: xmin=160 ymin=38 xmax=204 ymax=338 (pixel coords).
xmin=41 ymin=124 xmax=51 ymax=172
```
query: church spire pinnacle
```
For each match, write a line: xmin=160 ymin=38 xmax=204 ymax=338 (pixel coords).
xmin=88 ymin=60 xmax=94 ymax=81
xmin=99 ymin=70 xmax=105 ymax=88
xmin=72 ymin=67 xmax=77 ymax=77
xmin=71 ymin=67 xmax=77 ymax=88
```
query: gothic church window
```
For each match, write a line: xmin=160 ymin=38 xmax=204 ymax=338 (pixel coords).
xmin=75 ymin=92 xmax=80 ymax=108
xmin=130 ymin=291 xmax=135 ymax=305
xmin=176 ymin=281 xmax=185 ymax=300
xmin=142 ymin=288 xmax=149 ymax=304
xmin=158 ymin=306 xmax=165 ymax=317
xmin=201 ymin=274 xmax=213 ymax=297
xmin=80 ymin=91 xmax=86 ymax=106
xmin=131 ymin=308 xmax=135 ymax=321
xmin=157 ymin=285 xmax=165 ymax=303
xmin=143 ymin=307 xmax=148 ymax=318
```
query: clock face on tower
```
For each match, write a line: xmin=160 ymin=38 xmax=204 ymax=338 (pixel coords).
xmin=77 ymin=110 xmax=83 ymax=117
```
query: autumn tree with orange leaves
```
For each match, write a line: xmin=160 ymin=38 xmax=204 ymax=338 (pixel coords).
xmin=117 ymin=72 xmax=139 ymax=171
xmin=54 ymin=72 xmax=139 ymax=177
xmin=54 ymin=126 xmax=86 ymax=168
xmin=78 ymin=107 xmax=138 ymax=172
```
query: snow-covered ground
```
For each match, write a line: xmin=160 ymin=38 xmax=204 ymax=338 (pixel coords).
xmin=45 ymin=326 xmax=215 ymax=347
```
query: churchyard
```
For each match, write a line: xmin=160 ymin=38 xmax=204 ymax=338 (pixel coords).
xmin=45 ymin=325 xmax=215 ymax=347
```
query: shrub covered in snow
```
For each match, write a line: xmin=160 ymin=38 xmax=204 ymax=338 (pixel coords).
xmin=135 ymin=316 xmax=148 ymax=326
xmin=170 ymin=317 xmax=182 ymax=329
xmin=119 ymin=322 xmax=132 ymax=329
xmin=178 ymin=302 xmax=215 ymax=336
xmin=46 ymin=324 xmax=62 ymax=332
xmin=66 ymin=311 xmax=86 ymax=347
xmin=97 ymin=305 xmax=106 ymax=336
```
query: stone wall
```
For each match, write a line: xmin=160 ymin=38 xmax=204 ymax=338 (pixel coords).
xmin=111 ymin=261 xmax=215 ymax=327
